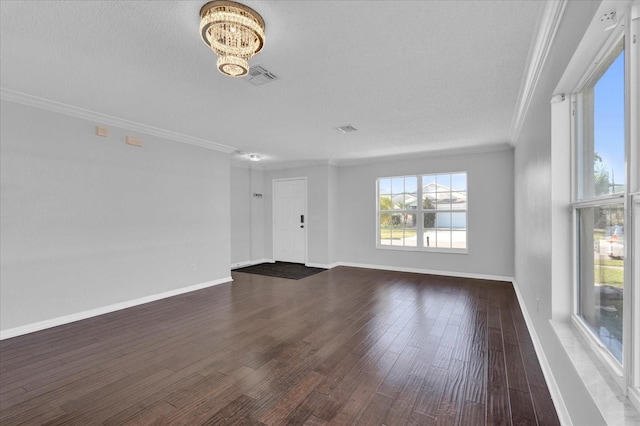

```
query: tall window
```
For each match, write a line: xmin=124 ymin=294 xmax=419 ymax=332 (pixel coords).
xmin=574 ymin=41 xmax=625 ymax=363
xmin=377 ymin=172 xmax=467 ymax=251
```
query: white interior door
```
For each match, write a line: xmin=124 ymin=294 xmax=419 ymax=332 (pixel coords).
xmin=273 ymin=178 xmax=306 ymax=263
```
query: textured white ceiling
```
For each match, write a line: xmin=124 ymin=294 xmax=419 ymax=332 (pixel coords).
xmin=0 ymin=1 xmax=545 ymax=165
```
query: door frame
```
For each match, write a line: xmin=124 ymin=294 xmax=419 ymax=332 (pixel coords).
xmin=272 ymin=177 xmax=308 ymax=264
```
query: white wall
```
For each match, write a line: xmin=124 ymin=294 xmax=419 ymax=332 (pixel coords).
xmin=230 ymin=163 xmax=264 ymax=266
xmin=327 ymin=164 xmax=339 ymax=266
xmin=0 ymin=100 xmax=231 ymax=332
xmin=230 ymin=164 xmax=251 ymax=265
xmin=335 ymin=149 xmax=515 ymax=279
xmin=250 ymin=166 xmax=265 ymax=263
xmin=513 ymin=1 xmax=605 ymax=424
xmin=251 ymin=149 xmax=514 ymax=279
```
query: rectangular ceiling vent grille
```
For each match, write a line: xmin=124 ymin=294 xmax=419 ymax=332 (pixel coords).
xmin=244 ymin=65 xmax=278 ymax=86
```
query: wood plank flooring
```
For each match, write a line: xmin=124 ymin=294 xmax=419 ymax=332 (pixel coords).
xmin=0 ymin=267 xmax=560 ymax=425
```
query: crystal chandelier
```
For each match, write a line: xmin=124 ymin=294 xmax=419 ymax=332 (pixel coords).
xmin=199 ymin=1 xmax=265 ymax=77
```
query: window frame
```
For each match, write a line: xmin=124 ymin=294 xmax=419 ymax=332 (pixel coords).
xmin=376 ymin=171 xmax=468 ymax=253
xmin=569 ymin=10 xmax=638 ymax=400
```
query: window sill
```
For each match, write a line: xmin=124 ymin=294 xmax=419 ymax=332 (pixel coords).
xmin=551 ymin=320 xmax=640 ymax=425
xmin=376 ymin=245 xmax=468 ymax=254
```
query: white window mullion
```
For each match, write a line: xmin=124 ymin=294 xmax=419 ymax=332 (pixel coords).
xmin=417 ymin=175 xmax=424 ymax=248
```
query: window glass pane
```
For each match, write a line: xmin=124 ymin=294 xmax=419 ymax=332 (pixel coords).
xmin=404 ymin=213 xmax=417 ymax=247
xmin=452 ymin=191 xmax=467 ymax=210
xmin=379 ymin=213 xmax=392 ymax=246
xmin=424 ymin=212 xmax=436 ymax=229
xmin=579 ymin=204 xmax=624 ymax=363
xmin=406 ymin=177 xmax=418 ymax=210
xmin=437 ymin=174 xmax=451 ymax=190
xmin=578 ymin=44 xmax=625 ymax=199
xmin=379 ymin=178 xmax=391 ymax=195
xmin=435 ymin=191 xmax=453 ymax=210
xmin=391 ymin=177 xmax=405 ymax=195
xmin=451 ymin=230 xmax=467 ymax=249
xmin=594 ymin=51 xmax=625 ymax=195
xmin=379 ymin=195 xmax=392 ymax=211
xmin=423 ymin=193 xmax=436 ymax=210
xmin=391 ymin=194 xmax=403 ymax=210
xmin=390 ymin=213 xmax=403 ymax=234
xmin=423 ymin=228 xmax=435 ymax=248
xmin=451 ymin=173 xmax=467 ymax=191
xmin=451 ymin=212 xmax=466 ymax=229
xmin=405 ymin=177 xmax=418 ymax=194
xmin=404 ymin=193 xmax=418 ymax=210
xmin=423 ymin=175 xmax=436 ymax=192
xmin=436 ymin=212 xmax=451 ymax=228
xmin=437 ymin=230 xmax=451 ymax=248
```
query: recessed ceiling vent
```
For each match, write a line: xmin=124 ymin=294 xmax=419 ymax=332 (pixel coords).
xmin=335 ymin=125 xmax=357 ymax=133
xmin=243 ymin=65 xmax=278 ymax=86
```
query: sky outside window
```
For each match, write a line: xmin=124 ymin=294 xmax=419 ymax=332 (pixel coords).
xmin=594 ymin=50 xmax=625 ymax=192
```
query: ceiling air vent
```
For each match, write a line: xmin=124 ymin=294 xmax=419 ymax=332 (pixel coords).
xmin=335 ymin=125 xmax=357 ymax=133
xmin=243 ymin=65 xmax=278 ymax=86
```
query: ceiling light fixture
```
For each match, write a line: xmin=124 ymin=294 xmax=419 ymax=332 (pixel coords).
xmin=199 ymin=1 xmax=265 ymax=77
xmin=249 ymin=154 xmax=261 ymax=161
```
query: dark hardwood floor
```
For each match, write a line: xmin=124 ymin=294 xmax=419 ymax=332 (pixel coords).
xmin=0 ymin=267 xmax=560 ymax=425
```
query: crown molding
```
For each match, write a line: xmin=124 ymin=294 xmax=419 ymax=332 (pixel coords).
xmin=331 ymin=142 xmax=513 ymax=167
xmin=259 ymin=159 xmax=337 ymax=171
xmin=231 ymin=158 xmax=335 ymax=171
xmin=0 ymin=88 xmax=237 ymax=154
xmin=251 ymin=143 xmax=513 ymax=171
xmin=509 ymin=0 xmax=568 ymax=145
xmin=0 ymin=88 xmax=513 ymax=164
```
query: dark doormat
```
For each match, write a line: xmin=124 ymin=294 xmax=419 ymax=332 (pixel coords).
xmin=233 ymin=262 xmax=326 ymax=280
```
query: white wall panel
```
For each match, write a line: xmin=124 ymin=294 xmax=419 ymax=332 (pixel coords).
xmin=0 ymin=100 xmax=231 ymax=331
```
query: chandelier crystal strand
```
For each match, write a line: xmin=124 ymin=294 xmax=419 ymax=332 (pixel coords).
xmin=217 ymin=55 xmax=249 ymax=77
xmin=199 ymin=1 xmax=265 ymax=77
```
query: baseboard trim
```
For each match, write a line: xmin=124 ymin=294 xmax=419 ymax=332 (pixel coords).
xmin=305 ymin=262 xmax=340 ymax=269
xmin=231 ymin=259 xmax=274 ymax=269
xmin=336 ymin=262 xmax=513 ymax=282
xmin=231 ymin=260 xmax=512 ymax=281
xmin=0 ymin=277 xmax=231 ymax=341
xmin=511 ymin=280 xmax=572 ymax=426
